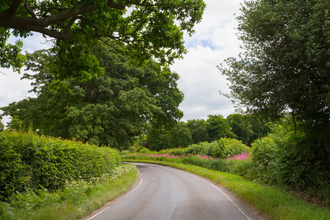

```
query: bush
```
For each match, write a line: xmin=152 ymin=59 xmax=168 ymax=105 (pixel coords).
xmin=185 ymin=141 xmax=210 ymax=155
xmin=250 ymin=122 xmax=330 ymax=200
xmin=159 ymin=148 xmax=186 ymax=156
xmin=0 ymin=131 xmax=120 ymax=201
xmin=128 ymin=145 xmax=144 ymax=153
xmin=251 ymin=136 xmax=276 ymax=168
xmin=208 ymin=138 xmax=250 ymax=159
xmin=137 ymin=147 xmax=153 ymax=154
xmin=184 ymin=138 xmax=250 ymax=159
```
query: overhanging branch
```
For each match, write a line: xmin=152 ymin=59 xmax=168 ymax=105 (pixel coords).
xmin=0 ymin=0 xmax=126 ymax=40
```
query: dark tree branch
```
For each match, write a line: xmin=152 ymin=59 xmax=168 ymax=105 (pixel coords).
xmin=107 ymin=1 xmax=126 ymax=10
xmin=2 ymin=0 xmax=23 ymax=19
xmin=0 ymin=1 xmax=126 ymax=40
xmin=11 ymin=25 xmax=73 ymax=40
xmin=24 ymin=0 xmax=37 ymax=18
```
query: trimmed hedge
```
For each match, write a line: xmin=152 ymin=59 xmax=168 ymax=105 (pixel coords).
xmin=0 ymin=131 xmax=120 ymax=201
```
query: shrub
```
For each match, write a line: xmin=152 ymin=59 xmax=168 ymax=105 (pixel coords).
xmin=159 ymin=148 xmax=186 ymax=155
xmin=128 ymin=145 xmax=144 ymax=153
xmin=250 ymin=122 xmax=330 ymax=199
xmin=251 ymin=136 xmax=276 ymax=168
xmin=0 ymin=131 xmax=120 ymax=201
xmin=137 ymin=147 xmax=153 ymax=154
xmin=185 ymin=141 xmax=210 ymax=155
xmin=208 ymin=138 xmax=250 ymax=159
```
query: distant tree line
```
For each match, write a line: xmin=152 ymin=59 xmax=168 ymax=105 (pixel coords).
xmin=145 ymin=114 xmax=272 ymax=151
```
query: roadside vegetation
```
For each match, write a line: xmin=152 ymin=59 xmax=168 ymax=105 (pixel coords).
xmin=123 ymin=159 xmax=330 ymax=220
xmin=0 ymin=130 xmax=139 ymax=220
xmin=1 ymin=0 xmax=330 ymax=219
xmin=123 ymin=118 xmax=330 ymax=219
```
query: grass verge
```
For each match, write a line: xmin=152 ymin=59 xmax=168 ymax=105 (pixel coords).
xmin=0 ymin=164 xmax=138 ymax=220
xmin=124 ymin=159 xmax=330 ymax=220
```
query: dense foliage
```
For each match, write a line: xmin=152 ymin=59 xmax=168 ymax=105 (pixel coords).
xmin=185 ymin=138 xmax=250 ymax=159
xmin=0 ymin=130 xmax=120 ymax=201
xmin=219 ymin=0 xmax=330 ymax=152
xmin=251 ymin=121 xmax=330 ymax=199
xmin=147 ymin=121 xmax=192 ymax=151
xmin=0 ymin=164 xmax=137 ymax=220
xmin=186 ymin=119 xmax=209 ymax=144
xmin=130 ymin=113 xmax=272 ymax=151
xmin=124 ymin=121 xmax=330 ymax=202
xmin=127 ymin=137 xmax=250 ymax=160
xmin=184 ymin=114 xmax=271 ymax=146
xmin=206 ymin=114 xmax=236 ymax=141
xmin=226 ymin=114 xmax=253 ymax=145
xmin=1 ymin=42 xmax=184 ymax=148
xmin=0 ymin=0 xmax=205 ymax=79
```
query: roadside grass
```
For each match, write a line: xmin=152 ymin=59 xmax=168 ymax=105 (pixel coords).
xmin=124 ymin=159 xmax=330 ymax=220
xmin=0 ymin=164 xmax=138 ymax=220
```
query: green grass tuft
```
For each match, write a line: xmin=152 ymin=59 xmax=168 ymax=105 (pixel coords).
xmin=0 ymin=164 xmax=139 ymax=220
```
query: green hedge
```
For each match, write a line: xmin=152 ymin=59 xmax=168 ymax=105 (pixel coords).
xmin=185 ymin=138 xmax=250 ymax=159
xmin=0 ymin=131 xmax=120 ymax=201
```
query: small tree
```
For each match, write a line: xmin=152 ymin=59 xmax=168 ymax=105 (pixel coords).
xmin=186 ymin=119 xmax=209 ymax=144
xmin=147 ymin=122 xmax=192 ymax=151
xmin=206 ymin=114 xmax=236 ymax=142
xmin=226 ymin=114 xmax=253 ymax=145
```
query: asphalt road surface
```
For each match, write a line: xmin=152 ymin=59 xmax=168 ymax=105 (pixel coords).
xmin=82 ymin=163 xmax=263 ymax=220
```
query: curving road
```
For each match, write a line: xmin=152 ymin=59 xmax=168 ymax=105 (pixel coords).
xmin=82 ymin=163 xmax=263 ymax=220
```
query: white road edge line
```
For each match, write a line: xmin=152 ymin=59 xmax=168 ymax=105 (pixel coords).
xmin=197 ymin=177 xmax=252 ymax=220
xmin=132 ymin=164 xmax=251 ymax=219
xmin=149 ymin=163 xmax=252 ymax=220
xmin=124 ymin=170 xmax=143 ymax=197
xmin=86 ymin=169 xmax=143 ymax=220
xmin=85 ymin=207 xmax=110 ymax=220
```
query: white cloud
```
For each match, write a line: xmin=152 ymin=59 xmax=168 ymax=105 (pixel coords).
xmin=0 ymin=0 xmax=245 ymax=126
xmin=172 ymin=0 xmax=245 ymax=121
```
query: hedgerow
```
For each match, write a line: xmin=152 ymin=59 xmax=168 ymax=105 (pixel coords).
xmin=0 ymin=130 xmax=120 ymax=201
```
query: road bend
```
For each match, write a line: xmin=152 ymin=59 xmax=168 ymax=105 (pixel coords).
xmin=81 ymin=163 xmax=263 ymax=220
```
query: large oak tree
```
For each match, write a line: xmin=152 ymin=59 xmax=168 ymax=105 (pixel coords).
xmin=0 ymin=0 xmax=205 ymax=79
xmin=1 ymin=41 xmax=184 ymax=148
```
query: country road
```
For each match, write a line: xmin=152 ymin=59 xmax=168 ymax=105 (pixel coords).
xmin=81 ymin=163 xmax=264 ymax=220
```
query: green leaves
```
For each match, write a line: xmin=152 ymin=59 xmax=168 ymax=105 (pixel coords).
xmin=0 ymin=0 xmax=206 ymax=79
xmin=220 ymin=0 xmax=330 ymax=146
xmin=206 ymin=114 xmax=236 ymax=142
xmin=1 ymin=41 xmax=184 ymax=149
xmin=0 ymin=130 xmax=121 ymax=201
xmin=0 ymin=27 xmax=26 ymax=72
xmin=186 ymin=119 xmax=209 ymax=144
xmin=147 ymin=121 xmax=193 ymax=151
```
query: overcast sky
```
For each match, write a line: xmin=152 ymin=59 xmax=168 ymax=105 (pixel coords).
xmin=0 ymin=0 xmax=245 ymax=126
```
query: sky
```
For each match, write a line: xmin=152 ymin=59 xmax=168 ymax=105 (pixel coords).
xmin=0 ymin=0 xmax=245 ymax=126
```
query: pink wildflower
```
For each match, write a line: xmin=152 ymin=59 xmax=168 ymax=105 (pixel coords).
xmin=226 ymin=152 xmax=251 ymax=161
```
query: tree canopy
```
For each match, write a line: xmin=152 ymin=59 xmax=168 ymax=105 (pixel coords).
xmin=219 ymin=0 xmax=330 ymax=148
xmin=206 ymin=114 xmax=236 ymax=142
xmin=1 ymin=41 xmax=184 ymax=148
xmin=0 ymin=0 xmax=205 ymax=79
xmin=226 ymin=114 xmax=253 ymax=145
xmin=186 ymin=119 xmax=209 ymax=144
xmin=147 ymin=121 xmax=192 ymax=151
